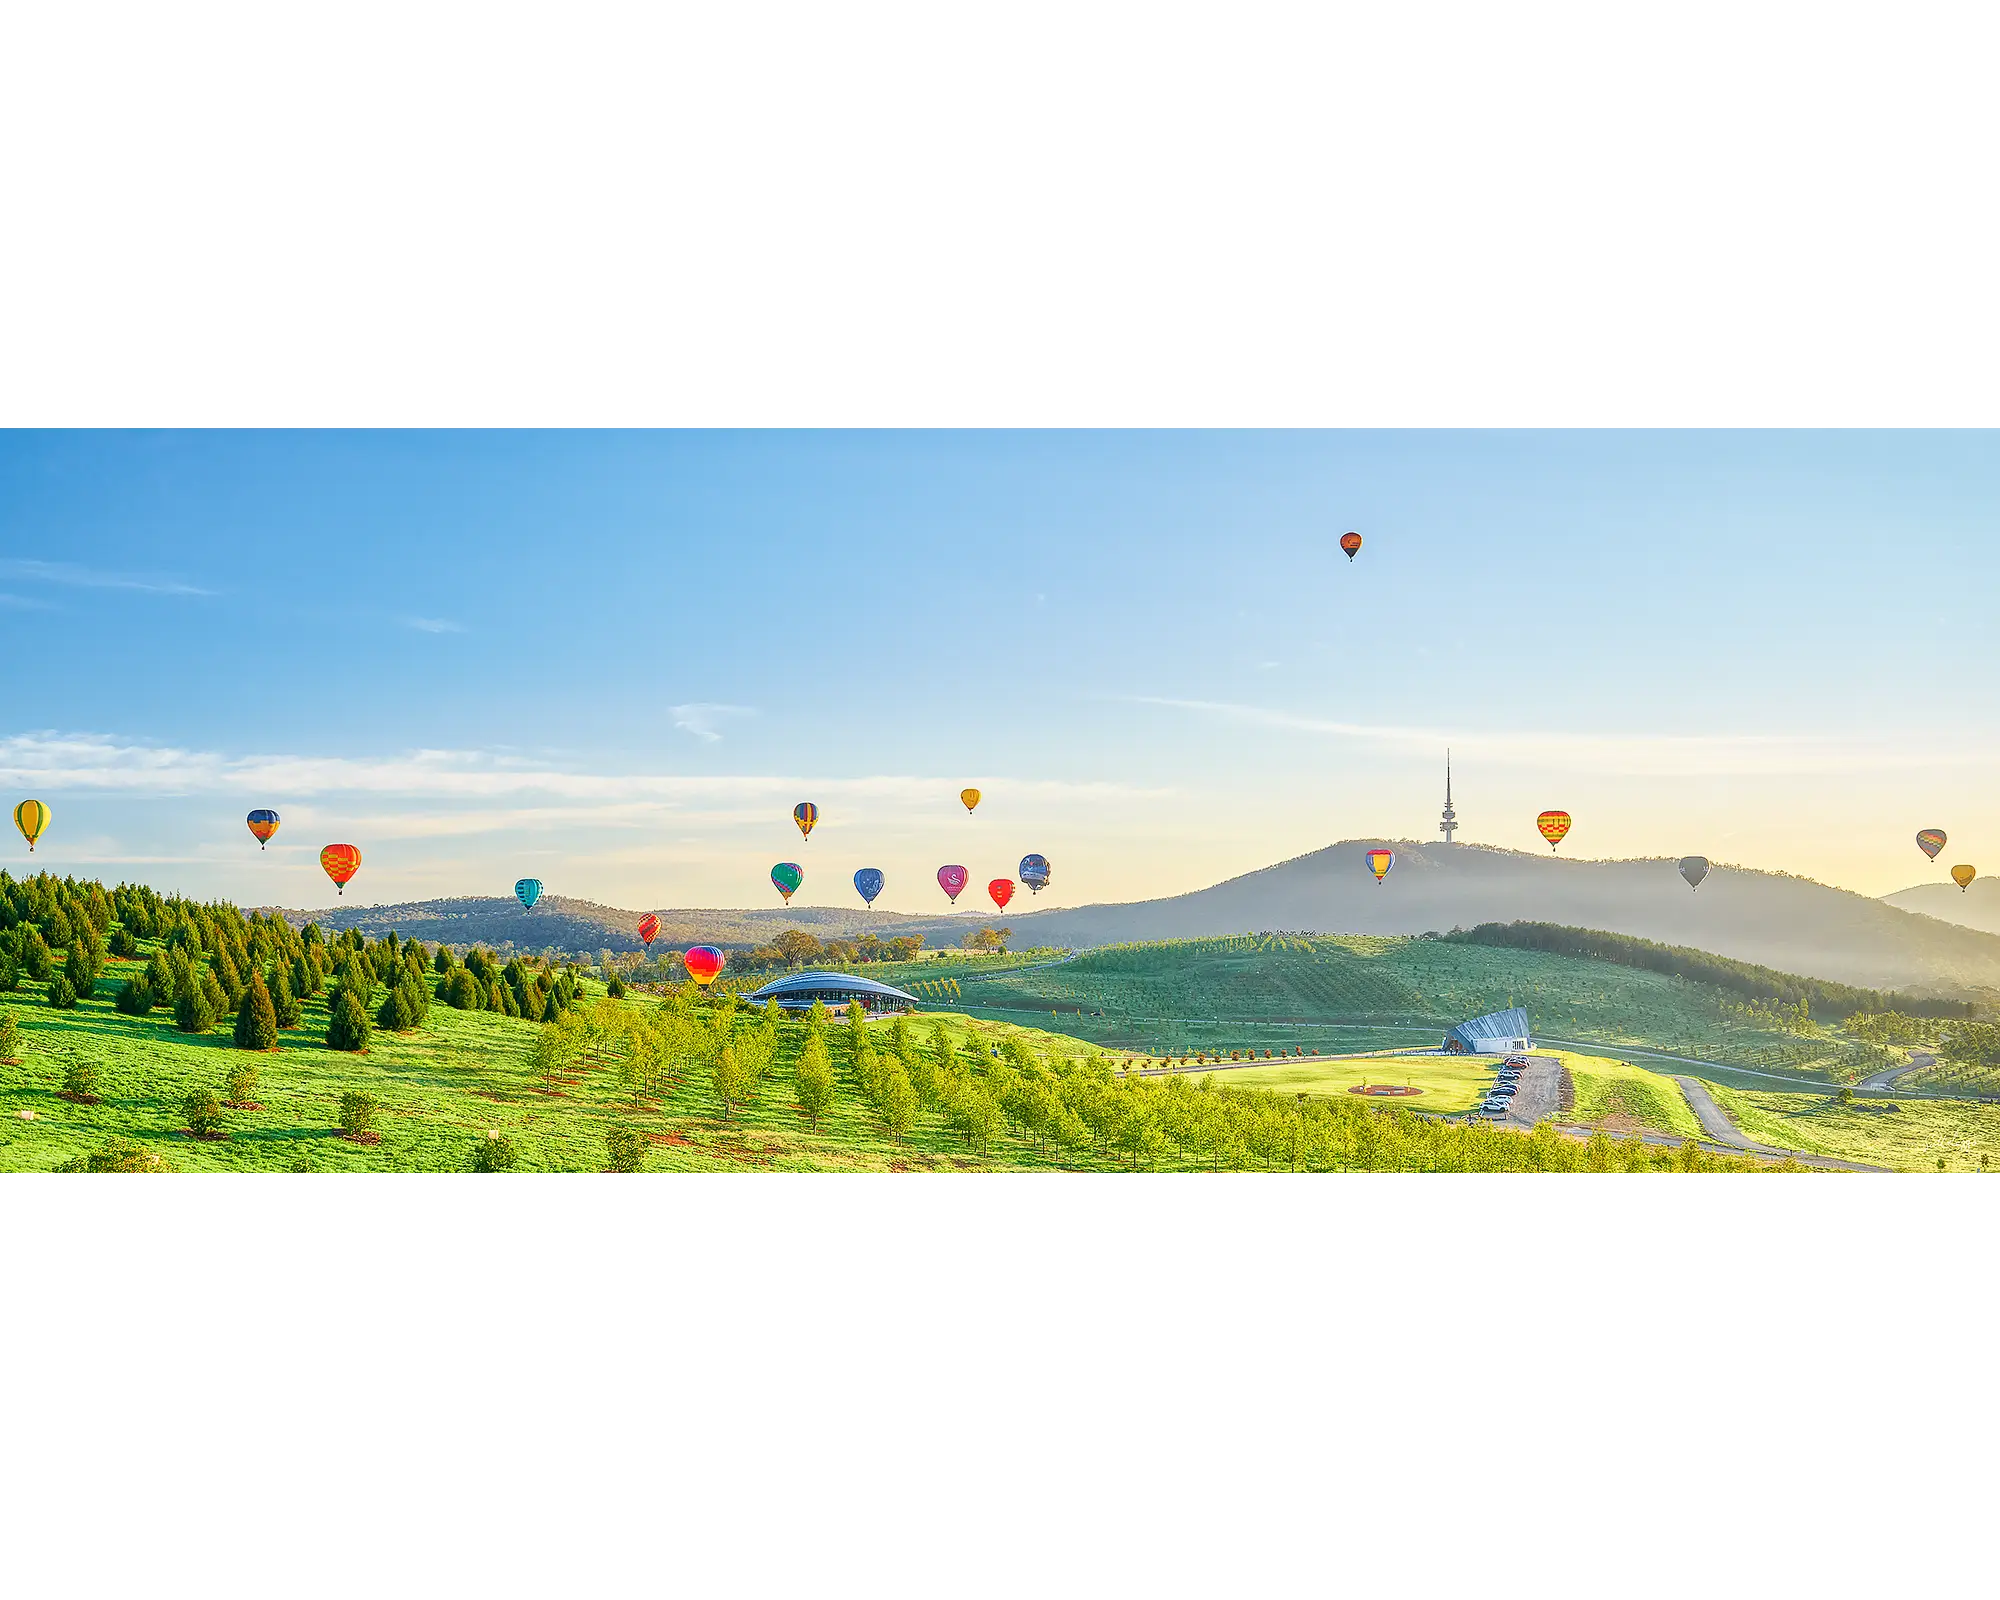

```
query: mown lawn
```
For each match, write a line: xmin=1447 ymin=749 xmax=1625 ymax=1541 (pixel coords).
xmin=1555 ymin=1051 xmax=1706 ymax=1141
xmin=1199 ymin=1053 xmax=1491 ymax=1113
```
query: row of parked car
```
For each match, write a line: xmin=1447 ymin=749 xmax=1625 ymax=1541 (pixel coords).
xmin=1478 ymin=1056 xmax=1529 ymax=1118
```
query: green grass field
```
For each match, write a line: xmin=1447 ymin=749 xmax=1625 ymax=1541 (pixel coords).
xmin=1548 ymin=1050 xmax=1706 ymax=1141
xmin=1703 ymin=1083 xmax=2000 ymax=1172
xmin=1206 ymin=1052 xmax=1491 ymax=1113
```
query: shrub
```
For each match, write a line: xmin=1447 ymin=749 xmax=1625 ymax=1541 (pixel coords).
xmin=604 ymin=1126 xmax=646 ymax=1172
xmin=108 ymin=924 xmax=138 ymax=959
xmin=0 ymin=1009 xmax=17 ymax=1061
xmin=606 ymin=975 xmax=628 ymax=1000
xmin=224 ymin=1059 xmax=260 ymax=1106
xmin=54 ymin=1137 xmax=172 ymax=1173
xmin=471 ymin=1131 xmax=520 ymax=1172
xmin=440 ymin=968 xmax=482 ymax=1010
xmin=45 ymin=974 xmax=78 ymax=1010
xmin=182 ymin=1089 xmax=225 ymax=1137
xmin=65 ymin=944 xmax=98 ymax=1000
xmin=173 ymin=975 xmax=215 ymax=1034
xmin=61 ymin=1059 xmax=100 ymax=1101
xmin=233 ymin=971 xmax=279 ymax=1050
xmin=376 ymin=984 xmax=415 ymax=1032
xmin=0 ymin=953 xmax=17 ymax=993
xmin=338 ymin=1091 xmax=377 ymax=1137
xmin=114 ymin=978 xmax=154 ymax=1016
xmin=21 ymin=932 xmax=53 ymax=981
xmin=326 ymin=985 xmax=371 ymax=1052
xmin=433 ymin=945 xmax=454 ymax=975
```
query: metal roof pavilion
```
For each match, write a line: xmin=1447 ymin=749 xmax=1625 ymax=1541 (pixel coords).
xmin=741 ymin=970 xmax=921 ymax=1011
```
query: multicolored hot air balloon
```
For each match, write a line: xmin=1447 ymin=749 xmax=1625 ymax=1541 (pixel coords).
xmin=771 ymin=861 xmax=803 ymax=904
xmin=683 ymin=945 xmax=725 ymax=986
xmin=853 ymin=867 xmax=884 ymax=906
xmin=1019 ymin=854 xmax=1051 ymax=894
xmin=1364 ymin=847 xmax=1394 ymax=884
xmin=960 ymin=788 xmax=981 ymax=814
xmin=1340 ymin=530 xmax=1362 ymax=561
xmin=1679 ymin=856 xmax=1710 ymax=891
xmin=1536 ymin=811 xmax=1572 ymax=851
xmin=14 ymin=799 xmax=50 ymax=853
xmin=989 ymin=878 xmax=1015 ymax=910
xmin=637 ymin=914 xmax=660 ymax=951
xmin=937 ymin=864 xmax=968 ymax=904
xmin=1917 ymin=829 xmax=1948 ymax=862
xmin=1952 ymin=864 xmax=1977 ymax=892
xmin=515 ymin=878 xmax=543 ymax=912
xmin=794 ymin=802 xmax=818 ymax=841
xmin=320 ymin=843 xmax=361 ymax=895
xmin=246 ymin=809 xmax=281 ymax=850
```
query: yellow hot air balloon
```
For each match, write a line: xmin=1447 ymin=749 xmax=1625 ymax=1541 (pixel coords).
xmin=1952 ymin=864 xmax=1977 ymax=892
xmin=960 ymin=788 xmax=981 ymax=814
xmin=14 ymin=799 xmax=49 ymax=852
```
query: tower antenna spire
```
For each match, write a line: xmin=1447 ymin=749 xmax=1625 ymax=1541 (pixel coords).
xmin=1440 ymin=749 xmax=1458 ymax=844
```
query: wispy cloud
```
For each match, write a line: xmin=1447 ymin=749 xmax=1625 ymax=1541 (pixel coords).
xmin=1110 ymin=695 xmax=1971 ymax=778
xmin=670 ymin=703 xmax=754 ymax=743
xmin=402 ymin=616 xmax=466 ymax=634
xmin=0 ymin=558 xmax=212 ymax=596
xmin=0 ymin=593 xmax=58 ymax=611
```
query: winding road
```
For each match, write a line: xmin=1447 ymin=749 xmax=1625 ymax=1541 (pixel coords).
xmin=1856 ymin=1050 xmax=1934 ymax=1095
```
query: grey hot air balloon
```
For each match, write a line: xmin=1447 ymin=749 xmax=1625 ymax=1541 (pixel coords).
xmin=1678 ymin=856 xmax=1710 ymax=891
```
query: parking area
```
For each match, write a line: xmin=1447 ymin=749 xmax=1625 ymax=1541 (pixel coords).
xmin=1467 ymin=1053 xmax=1563 ymax=1128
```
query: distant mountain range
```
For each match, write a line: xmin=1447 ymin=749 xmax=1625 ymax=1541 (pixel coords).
xmin=274 ymin=841 xmax=2000 ymax=1001
xmin=1881 ymin=878 xmax=2000 ymax=938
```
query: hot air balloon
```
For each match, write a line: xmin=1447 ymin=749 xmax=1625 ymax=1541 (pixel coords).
xmin=1678 ymin=856 xmax=1710 ymax=891
xmin=1364 ymin=847 xmax=1394 ymax=884
xmin=1019 ymin=854 xmax=1051 ymax=894
xmin=683 ymin=945 xmax=725 ymax=986
xmin=853 ymin=867 xmax=884 ymax=906
xmin=989 ymin=878 xmax=1015 ymax=910
xmin=937 ymin=864 xmax=968 ymax=904
xmin=960 ymin=788 xmax=981 ymax=814
xmin=771 ymin=861 xmax=804 ymax=904
xmin=320 ymin=843 xmax=361 ymax=895
xmin=1917 ymin=829 xmax=1948 ymax=861
xmin=14 ymin=799 xmax=50 ymax=853
xmin=794 ymin=802 xmax=818 ymax=841
xmin=1536 ymin=811 xmax=1572 ymax=851
xmin=637 ymin=914 xmax=660 ymax=951
xmin=1952 ymin=865 xmax=1977 ymax=892
xmin=246 ymin=809 xmax=281 ymax=850
xmin=1340 ymin=531 xmax=1362 ymax=561
xmin=515 ymin=878 xmax=543 ymax=912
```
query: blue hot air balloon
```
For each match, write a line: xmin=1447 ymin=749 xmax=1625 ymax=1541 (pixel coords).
xmin=1019 ymin=853 xmax=1051 ymax=894
xmin=515 ymin=877 xmax=544 ymax=912
xmin=853 ymin=867 xmax=885 ymax=907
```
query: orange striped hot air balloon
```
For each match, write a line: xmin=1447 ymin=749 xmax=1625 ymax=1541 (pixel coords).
xmin=1365 ymin=847 xmax=1394 ymax=884
xmin=1537 ymin=811 xmax=1572 ymax=851
xmin=14 ymin=799 xmax=50 ymax=853
xmin=637 ymin=914 xmax=660 ymax=951
xmin=320 ymin=843 xmax=361 ymax=895
xmin=1952 ymin=865 xmax=1977 ymax=892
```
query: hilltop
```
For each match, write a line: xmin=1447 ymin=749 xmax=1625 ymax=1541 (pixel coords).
xmin=1882 ymin=878 xmax=2000 ymax=938
xmin=276 ymin=842 xmax=2000 ymax=1000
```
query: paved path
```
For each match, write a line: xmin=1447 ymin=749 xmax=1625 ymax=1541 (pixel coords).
xmin=1674 ymin=1075 xmax=1783 ymax=1153
xmin=1856 ymin=1050 xmax=1934 ymax=1095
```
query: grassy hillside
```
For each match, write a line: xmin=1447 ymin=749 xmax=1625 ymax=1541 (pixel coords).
xmin=1704 ymin=1082 xmax=2000 ymax=1172
xmin=932 ymin=933 xmax=1902 ymax=1083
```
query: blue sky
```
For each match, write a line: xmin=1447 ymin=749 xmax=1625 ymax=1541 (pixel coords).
xmin=3 ymin=430 xmax=1996 ymax=911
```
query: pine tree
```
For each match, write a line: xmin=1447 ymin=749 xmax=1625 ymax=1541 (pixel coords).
xmin=267 ymin=964 xmax=302 ymax=1028
xmin=0 ymin=1008 xmax=18 ymax=1061
xmin=233 ymin=970 xmax=279 ymax=1050
xmin=376 ymin=984 xmax=414 ymax=1032
xmin=326 ymin=984 xmax=371 ymax=1052
xmin=172 ymin=971 xmax=215 ymax=1034
xmin=200 ymin=966 xmax=230 ymax=1024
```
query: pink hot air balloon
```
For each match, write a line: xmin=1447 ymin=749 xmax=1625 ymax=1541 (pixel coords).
xmin=682 ymin=946 xmax=725 ymax=987
xmin=937 ymin=864 xmax=969 ymax=904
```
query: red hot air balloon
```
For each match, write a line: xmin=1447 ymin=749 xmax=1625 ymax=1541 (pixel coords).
xmin=320 ymin=844 xmax=361 ymax=895
xmin=937 ymin=864 xmax=969 ymax=904
xmin=637 ymin=914 xmax=660 ymax=951
xmin=1340 ymin=531 xmax=1362 ymax=561
xmin=988 ymin=878 xmax=1015 ymax=910
xmin=682 ymin=946 xmax=725 ymax=986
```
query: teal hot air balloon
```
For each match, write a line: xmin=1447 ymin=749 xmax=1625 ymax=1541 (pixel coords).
xmin=853 ymin=867 xmax=884 ymax=906
xmin=771 ymin=861 xmax=804 ymax=904
xmin=515 ymin=878 xmax=544 ymax=912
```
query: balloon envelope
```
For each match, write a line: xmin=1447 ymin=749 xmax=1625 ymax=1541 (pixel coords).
xmin=13 ymin=799 xmax=49 ymax=852
xmin=1340 ymin=531 xmax=1362 ymax=561
xmin=771 ymin=861 xmax=804 ymax=903
xmin=959 ymin=788 xmax=981 ymax=814
xmin=1917 ymin=829 xmax=1948 ymax=861
xmin=515 ymin=878 xmax=543 ymax=912
xmin=853 ymin=867 xmax=885 ymax=906
xmin=320 ymin=843 xmax=361 ymax=894
xmin=1536 ymin=811 xmax=1572 ymax=850
xmin=1952 ymin=864 xmax=1977 ymax=891
xmin=988 ymin=878 xmax=1015 ymax=910
xmin=1019 ymin=853 xmax=1051 ymax=893
xmin=1678 ymin=856 xmax=1710 ymax=890
xmin=246 ymin=808 xmax=281 ymax=848
xmin=683 ymin=945 xmax=725 ymax=986
xmin=793 ymin=802 xmax=818 ymax=840
xmin=1364 ymin=847 xmax=1394 ymax=883
xmin=937 ymin=864 xmax=968 ymax=903
xmin=637 ymin=913 xmax=660 ymax=948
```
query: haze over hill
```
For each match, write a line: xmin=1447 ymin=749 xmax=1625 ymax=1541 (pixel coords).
xmin=279 ymin=842 xmax=2000 ymax=1000
xmin=1881 ymin=879 xmax=2000 ymax=939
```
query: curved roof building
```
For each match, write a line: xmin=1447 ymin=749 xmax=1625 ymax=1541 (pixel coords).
xmin=741 ymin=969 xmax=921 ymax=1012
xmin=1443 ymin=1006 xmax=1531 ymax=1055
